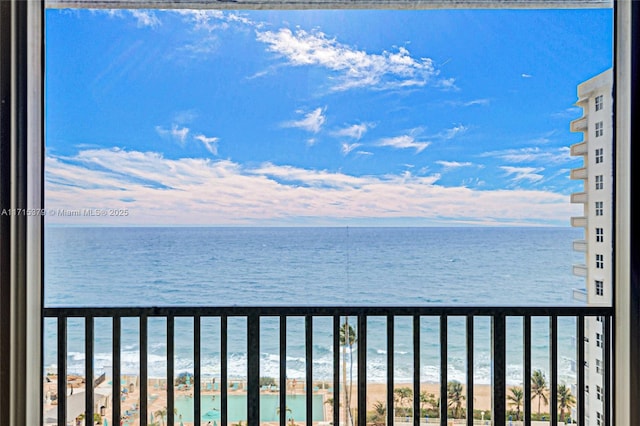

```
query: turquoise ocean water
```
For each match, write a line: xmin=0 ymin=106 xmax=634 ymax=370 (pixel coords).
xmin=44 ymin=227 xmax=585 ymax=386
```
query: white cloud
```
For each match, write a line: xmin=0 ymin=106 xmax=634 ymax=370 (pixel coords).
xmin=377 ymin=135 xmax=430 ymax=153
xmin=256 ymin=28 xmax=440 ymax=91
xmin=435 ymin=77 xmax=459 ymax=91
xmin=500 ymin=166 xmax=544 ymax=183
xmin=176 ymin=10 xmax=255 ymax=32
xmin=334 ymin=123 xmax=370 ymax=140
xmin=283 ymin=107 xmax=326 ymax=133
xmin=464 ymin=99 xmax=490 ymax=107
xmin=156 ymin=124 xmax=190 ymax=145
xmin=129 ymin=10 xmax=161 ymax=28
xmin=341 ymin=142 xmax=362 ymax=155
xmin=487 ymin=147 xmax=573 ymax=165
xmin=195 ymin=134 xmax=220 ymax=155
xmin=552 ymin=107 xmax=582 ymax=119
xmin=441 ymin=124 xmax=468 ymax=140
xmin=521 ymin=73 xmax=533 ymax=78
xmin=445 ymin=99 xmax=490 ymax=107
xmin=436 ymin=160 xmax=473 ymax=170
xmin=45 ymin=148 xmax=578 ymax=226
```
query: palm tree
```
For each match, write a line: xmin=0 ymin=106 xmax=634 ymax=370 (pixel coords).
xmin=370 ymin=401 xmax=386 ymax=426
xmin=531 ymin=370 xmax=549 ymax=416
xmin=447 ymin=381 xmax=465 ymax=419
xmin=507 ymin=386 xmax=523 ymax=420
xmin=557 ymin=384 xmax=576 ymax=422
xmin=420 ymin=391 xmax=437 ymax=414
xmin=154 ymin=408 xmax=167 ymax=426
xmin=394 ymin=387 xmax=413 ymax=415
xmin=340 ymin=319 xmax=357 ymax=426
xmin=276 ymin=405 xmax=293 ymax=420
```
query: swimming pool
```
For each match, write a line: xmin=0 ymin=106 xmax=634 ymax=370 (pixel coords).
xmin=173 ymin=394 xmax=325 ymax=422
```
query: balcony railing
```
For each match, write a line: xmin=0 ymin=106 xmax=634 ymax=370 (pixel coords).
xmin=42 ymin=306 xmax=613 ymax=426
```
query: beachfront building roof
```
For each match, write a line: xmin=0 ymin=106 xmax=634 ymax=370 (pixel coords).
xmin=569 ymin=68 xmax=613 ymax=425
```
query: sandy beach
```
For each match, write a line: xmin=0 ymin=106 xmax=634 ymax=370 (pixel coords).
xmin=43 ymin=375 xmax=553 ymax=426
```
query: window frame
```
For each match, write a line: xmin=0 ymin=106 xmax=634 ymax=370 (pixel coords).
xmin=2 ymin=1 xmax=640 ymax=425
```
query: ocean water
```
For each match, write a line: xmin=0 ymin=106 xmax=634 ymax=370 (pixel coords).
xmin=44 ymin=226 xmax=585 ymax=386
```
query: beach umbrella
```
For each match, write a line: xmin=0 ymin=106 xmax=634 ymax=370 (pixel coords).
xmin=102 ymin=419 xmax=108 ymax=426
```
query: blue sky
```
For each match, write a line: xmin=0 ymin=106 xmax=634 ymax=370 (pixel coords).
xmin=45 ymin=8 xmax=612 ymax=226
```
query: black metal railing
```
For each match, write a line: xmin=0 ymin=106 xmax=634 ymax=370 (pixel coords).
xmin=43 ymin=306 xmax=613 ymax=426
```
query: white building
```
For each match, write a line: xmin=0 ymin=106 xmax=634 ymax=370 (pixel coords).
xmin=569 ymin=68 xmax=613 ymax=426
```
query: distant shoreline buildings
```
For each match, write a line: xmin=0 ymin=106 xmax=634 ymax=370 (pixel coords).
xmin=569 ymin=68 xmax=613 ymax=426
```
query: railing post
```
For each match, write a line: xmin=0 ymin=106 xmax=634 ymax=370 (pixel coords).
xmin=333 ymin=315 xmax=340 ymax=426
xmin=413 ymin=315 xmax=421 ymax=426
xmin=113 ymin=316 xmax=121 ymax=426
xmin=247 ymin=313 xmax=260 ymax=426
xmin=85 ymin=316 xmax=94 ymax=426
xmin=492 ymin=314 xmax=506 ymax=425
xmin=221 ymin=315 xmax=228 ymax=426
xmin=387 ymin=315 xmax=394 ymax=426
xmin=440 ymin=315 xmax=447 ymax=426
xmin=550 ymin=315 xmax=558 ymax=424
xmin=358 ymin=314 xmax=367 ymax=426
xmin=57 ymin=316 xmax=66 ymax=426
xmin=279 ymin=315 xmax=287 ymax=426
xmin=305 ymin=315 xmax=313 ymax=426
xmin=466 ymin=315 xmax=474 ymax=426
xmin=140 ymin=315 xmax=147 ymax=426
xmin=524 ymin=316 xmax=531 ymax=426
xmin=194 ymin=315 xmax=201 ymax=426
xmin=167 ymin=316 xmax=174 ymax=426
xmin=577 ymin=316 xmax=585 ymax=425
xmin=605 ymin=315 xmax=612 ymax=425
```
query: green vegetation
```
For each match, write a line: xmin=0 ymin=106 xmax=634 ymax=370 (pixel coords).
xmin=531 ymin=369 xmax=549 ymax=416
xmin=175 ymin=372 xmax=193 ymax=386
xmin=557 ymin=383 xmax=576 ymax=423
xmin=447 ymin=380 xmax=465 ymax=418
xmin=507 ymin=386 xmax=523 ymax=420
xmin=259 ymin=376 xmax=276 ymax=387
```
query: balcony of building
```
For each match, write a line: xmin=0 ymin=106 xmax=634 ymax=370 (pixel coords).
xmin=572 ymin=240 xmax=587 ymax=253
xmin=572 ymin=288 xmax=588 ymax=303
xmin=573 ymin=264 xmax=588 ymax=277
xmin=570 ymin=168 xmax=588 ymax=181
xmin=570 ymin=192 xmax=588 ymax=204
xmin=570 ymin=141 xmax=588 ymax=156
xmin=570 ymin=217 xmax=587 ymax=228
xmin=570 ymin=117 xmax=587 ymax=133
xmin=42 ymin=305 xmax=612 ymax=426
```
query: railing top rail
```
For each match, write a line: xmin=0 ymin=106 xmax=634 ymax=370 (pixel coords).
xmin=43 ymin=305 xmax=614 ymax=317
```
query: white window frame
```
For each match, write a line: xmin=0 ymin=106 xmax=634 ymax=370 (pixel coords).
xmin=595 ymin=120 xmax=604 ymax=137
xmin=596 ymin=201 xmax=604 ymax=216
xmin=596 ymin=147 xmax=604 ymax=163
xmin=596 ymin=94 xmax=604 ymax=111
xmin=596 ymin=174 xmax=604 ymax=190
xmin=596 ymin=280 xmax=604 ymax=296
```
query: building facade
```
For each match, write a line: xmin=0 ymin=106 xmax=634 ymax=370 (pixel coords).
xmin=570 ymin=68 xmax=613 ymax=426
